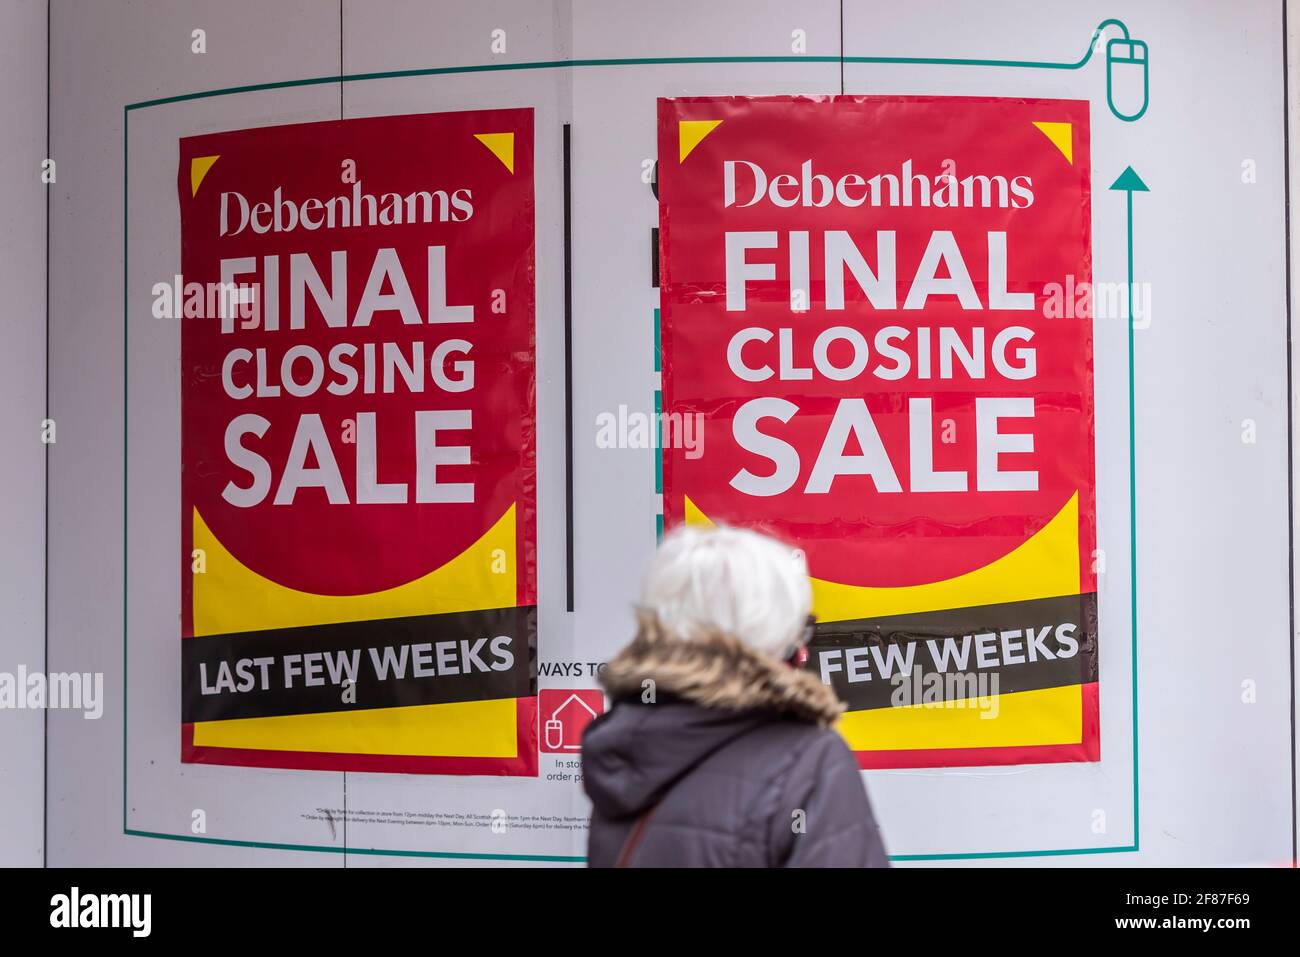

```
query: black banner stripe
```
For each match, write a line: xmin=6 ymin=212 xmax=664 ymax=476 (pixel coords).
xmin=182 ymin=605 xmax=537 ymax=723
xmin=807 ymin=592 xmax=1098 ymax=712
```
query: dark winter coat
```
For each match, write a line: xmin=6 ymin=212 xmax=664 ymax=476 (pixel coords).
xmin=581 ymin=622 xmax=889 ymax=868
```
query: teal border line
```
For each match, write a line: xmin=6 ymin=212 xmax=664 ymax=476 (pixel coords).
xmin=124 ymin=829 xmax=585 ymax=863
xmin=122 ymin=18 xmax=1139 ymax=116
xmin=123 ymin=17 xmax=1141 ymax=863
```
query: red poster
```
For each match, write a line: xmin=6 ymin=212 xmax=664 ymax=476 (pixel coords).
xmin=658 ymin=96 xmax=1098 ymax=768
xmin=178 ymin=110 xmax=537 ymax=775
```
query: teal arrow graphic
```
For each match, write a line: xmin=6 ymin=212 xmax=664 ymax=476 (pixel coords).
xmin=1109 ymin=165 xmax=1147 ymax=850
xmin=1110 ymin=166 xmax=1150 ymax=316
xmin=1109 ymin=164 xmax=1148 ymax=333
xmin=1109 ymin=166 xmax=1149 ymax=193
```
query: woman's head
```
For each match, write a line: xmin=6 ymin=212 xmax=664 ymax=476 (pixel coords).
xmin=639 ymin=524 xmax=812 ymax=660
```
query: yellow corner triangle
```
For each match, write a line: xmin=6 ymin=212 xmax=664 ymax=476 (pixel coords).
xmin=190 ymin=155 xmax=220 ymax=196
xmin=679 ymin=120 xmax=722 ymax=162
xmin=474 ymin=132 xmax=515 ymax=174
xmin=1032 ymin=122 xmax=1073 ymax=164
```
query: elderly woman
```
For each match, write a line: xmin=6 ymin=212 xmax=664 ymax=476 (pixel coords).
xmin=581 ymin=524 xmax=888 ymax=867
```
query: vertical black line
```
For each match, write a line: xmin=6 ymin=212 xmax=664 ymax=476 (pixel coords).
xmin=839 ymin=0 xmax=844 ymax=94
xmin=43 ymin=0 xmax=51 ymax=869
xmin=1284 ymin=0 xmax=1298 ymax=870
xmin=563 ymin=123 xmax=575 ymax=613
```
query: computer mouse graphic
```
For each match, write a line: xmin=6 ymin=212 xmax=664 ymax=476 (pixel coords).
xmin=1107 ymin=37 xmax=1149 ymax=122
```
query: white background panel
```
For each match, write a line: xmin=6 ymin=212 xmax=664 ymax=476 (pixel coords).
xmin=49 ymin=0 xmax=344 ymax=866
xmin=39 ymin=0 xmax=1297 ymax=866
xmin=0 ymin=0 xmax=49 ymax=868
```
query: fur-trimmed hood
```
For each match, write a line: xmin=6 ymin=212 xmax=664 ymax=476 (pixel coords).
xmin=598 ymin=617 xmax=843 ymax=727
xmin=581 ymin=619 xmax=848 ymax=822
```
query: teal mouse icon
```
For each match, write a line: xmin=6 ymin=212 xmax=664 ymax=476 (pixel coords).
xmin=1106 ymin=36 xmax=1149 ymax=122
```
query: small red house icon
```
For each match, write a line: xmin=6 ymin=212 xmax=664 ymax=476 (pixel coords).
xmin=539 ymin=689 xmax=605 ymax=753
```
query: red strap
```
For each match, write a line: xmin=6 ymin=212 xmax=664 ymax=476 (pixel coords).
xmin=614 ymin=806 xmax=658 ymax=868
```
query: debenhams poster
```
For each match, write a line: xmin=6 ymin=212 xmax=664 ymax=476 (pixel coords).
xmin=657 ymin=95 xmax=1099 ymax=768
xmin=177 ymin=110 xmax=538 ymax=774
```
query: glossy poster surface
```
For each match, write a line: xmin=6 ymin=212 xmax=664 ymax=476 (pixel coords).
xmin=177 ymin=110 xmax=538 ymax=774
xmin=658 ymin=95 xmax=1098 ymax=768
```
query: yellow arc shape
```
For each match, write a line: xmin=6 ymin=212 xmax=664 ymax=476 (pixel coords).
xmin=192 ymin=504 xmax=517 ymax=636
xmin=684 ymin=492 xmax=1080 ymax=622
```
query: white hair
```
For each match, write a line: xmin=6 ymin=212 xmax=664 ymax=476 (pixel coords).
xmin=639 ymin=524 xmax=812 ymax=658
